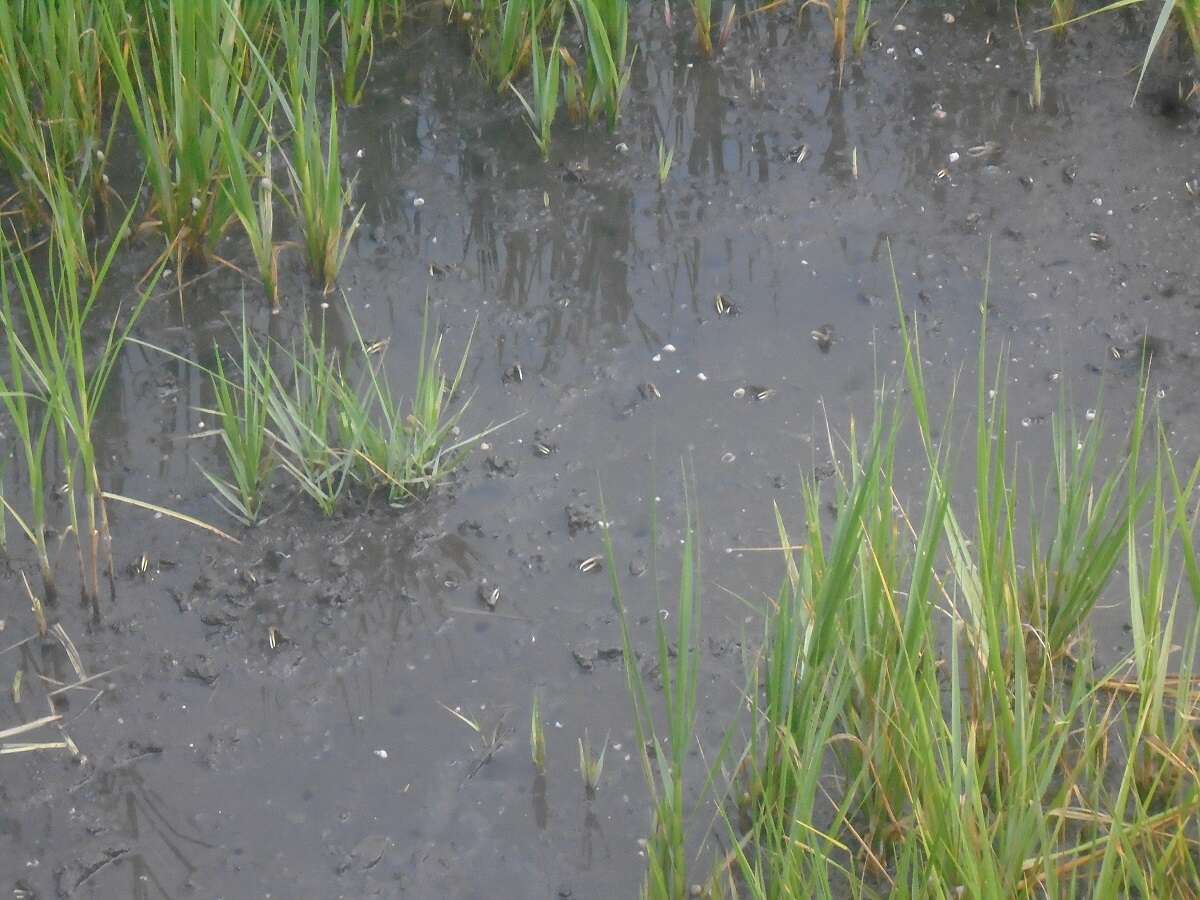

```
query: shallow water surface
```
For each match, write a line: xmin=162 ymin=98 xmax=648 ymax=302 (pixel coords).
xmin=2 ymin=5 xmax=1199 ymax=898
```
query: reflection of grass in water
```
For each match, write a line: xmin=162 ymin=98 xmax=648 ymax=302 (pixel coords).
xmin=609 ymin=256 xmax=1200 ymax=898
xmin=1 ymin=0 xmax=1192 ymax=279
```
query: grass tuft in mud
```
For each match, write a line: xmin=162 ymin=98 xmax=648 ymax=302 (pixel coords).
xmin=610 ymin=260 xmax=1200 ymax=898
xmin=183 ymin=301 xmax=483 ymax=524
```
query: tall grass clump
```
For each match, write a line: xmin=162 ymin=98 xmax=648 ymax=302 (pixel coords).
xmin=261 ymin=318 xmax=354 ymax=515
xmin=335 ymin=0 xmax=377 ymax=106
xmin=261 ymin=0 xmax=363 ymax=293
xmin=456 ymin=0 xmax=534 ymax=87
xmin=335 ymin=303 xmax=478 ymax=504
xmin=218 ymin=120 xmax=280 ymax=309
xmin=201 ymin=314 xmax=274 ymax=525
xmin=604 ymin=492 xmax=706 ymax=899
xmin=615 ymin=254 xmax=1200 ymax=898
xmin=0 ymin=197 xmax=160 ymax=614
xmin=98 ymin=0 xmax=273 ymax=260
xmin=172 ymin=301 xmax=483 ymax=523
xmin=571 ymin=0 xmax=634 ymax=129
xmin=512 ymin=22 xmax=561 ymax=158
xmin=0 ymin=0 xmax=116 ymax=218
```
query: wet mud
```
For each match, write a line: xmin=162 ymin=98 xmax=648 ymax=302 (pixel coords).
xmin=2 ymin=4 xmax=1199 ymax=897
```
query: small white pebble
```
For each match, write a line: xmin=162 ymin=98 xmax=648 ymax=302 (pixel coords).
xmin=356 ymin=148 xmax=365 ymax=158
xmin=943 ymin=12 xmax=955 ymax=23
xmin=414 ymin=197 xmax=425 ymax=207
xmin=1092 ymin=197 xmax=1102 ymax=207
xmin=651 ymin=353 xmax=662 ymax=362
xmin=894 ymin=22 xmax=907 ymax=31
xmin=615 ymin=142 xmax=629 ymax=153
xmin=948 ymin=151 xmax=960 ymax=162
xmin=1085 ymin=408 xmax=1097 ymax=421
xmin=374 ymin=749 xmax=388 ymax=759
xmin=913 ymin=47 xmax=924 ymax=57
xmin=663 ymin=343 xmax=676 ymax=353
xmin=480 ymin=442 xmax=490 ymax=451
xmin=697 ymin=372 xmax=707 ymax=381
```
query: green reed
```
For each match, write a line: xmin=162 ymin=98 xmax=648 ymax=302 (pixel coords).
xmin=571 ymin=0 xmax=633 ymax=128
xmin=336 ymin=302 xmax=478 ymax=503
xmin=0 ymin=0 xmax=115 ymax=218
xmin=0 ymin=187 xmax=158 ymax=614
xmin=261 ymin=318 xmax=353 ymax=516
xmin=614 ymin=254 xmax=1200 ymax=898
xmin=603 ymin=487 xmax=711 ymax=900
xmin=265 ymin=0 xmax=363 ymax=293
xmin=218 ymin=116 xmax=280 ymax=308
xmin=512 ymin=22 xmax=561 ymax=158
xmin=463 ymin=0 xmax=533 ymax=87
xmin=656 ymin=139 xmax=674 ymax=185
xmin=98 ymin=0 xmax=272 ymax=260
xmin=180 ymin=300 xmax=484 ymax=520
xmin=851 ymin=0 xmax=871 ymax=57
xmin=201 ymin=313 xmax=273 ymax=525
xmin=336 ymin=0 xmax=376 ymax=106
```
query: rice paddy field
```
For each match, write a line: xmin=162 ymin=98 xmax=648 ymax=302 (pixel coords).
xmin=1 ymin=0 xmax=1199 ymax=896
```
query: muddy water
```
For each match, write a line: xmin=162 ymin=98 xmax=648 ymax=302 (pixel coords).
xmin=3 ymin=5 xmax=1199 ymax=897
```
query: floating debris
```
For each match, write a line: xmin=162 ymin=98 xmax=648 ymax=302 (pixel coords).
xmin=127 ymin=553 xmax=150 ymax=577
xmin=638 ymin=382 xmax=662 ymax=400
xmin=721 ymin=451 xmax=737 ymax=464
xmin=1088 ymin=231 xmax=1108 ymax=248
xmin=1047 ymin=369 xmax=1062 ymax=384
xmin=428 ymin=262 xmax=450 ymax=279
xmin=1019 ymin=175 xmax=1034 ymax=189
xmin=503 ymin=362 xmax=525 ymax=384
xmin=714 ymin=293 xmax=738 ymax=317
xmin=966 ymin=142 xmax=999 ymax=158
xmin=533 ymin=441 xmax=556 ymax=458
xmin=1186 ymin=177 xmax=1199 ymax=197
xmin=577 ymin=555 xmax=603 ymax=574
xmin=785 ymin=144 xmax=808 ymax=165
xmin=811 ymin=324 xmax=835 ymax=352
xmin=478 ymin=582 xmax=501 ymax=610
xmin=746 ymin=386 xmax=774 ymax=402
xmin=1085 ymin=408 xmax=1098 ymax=421
xmin=1062 ymin=165 xmax=1077 ymax=183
